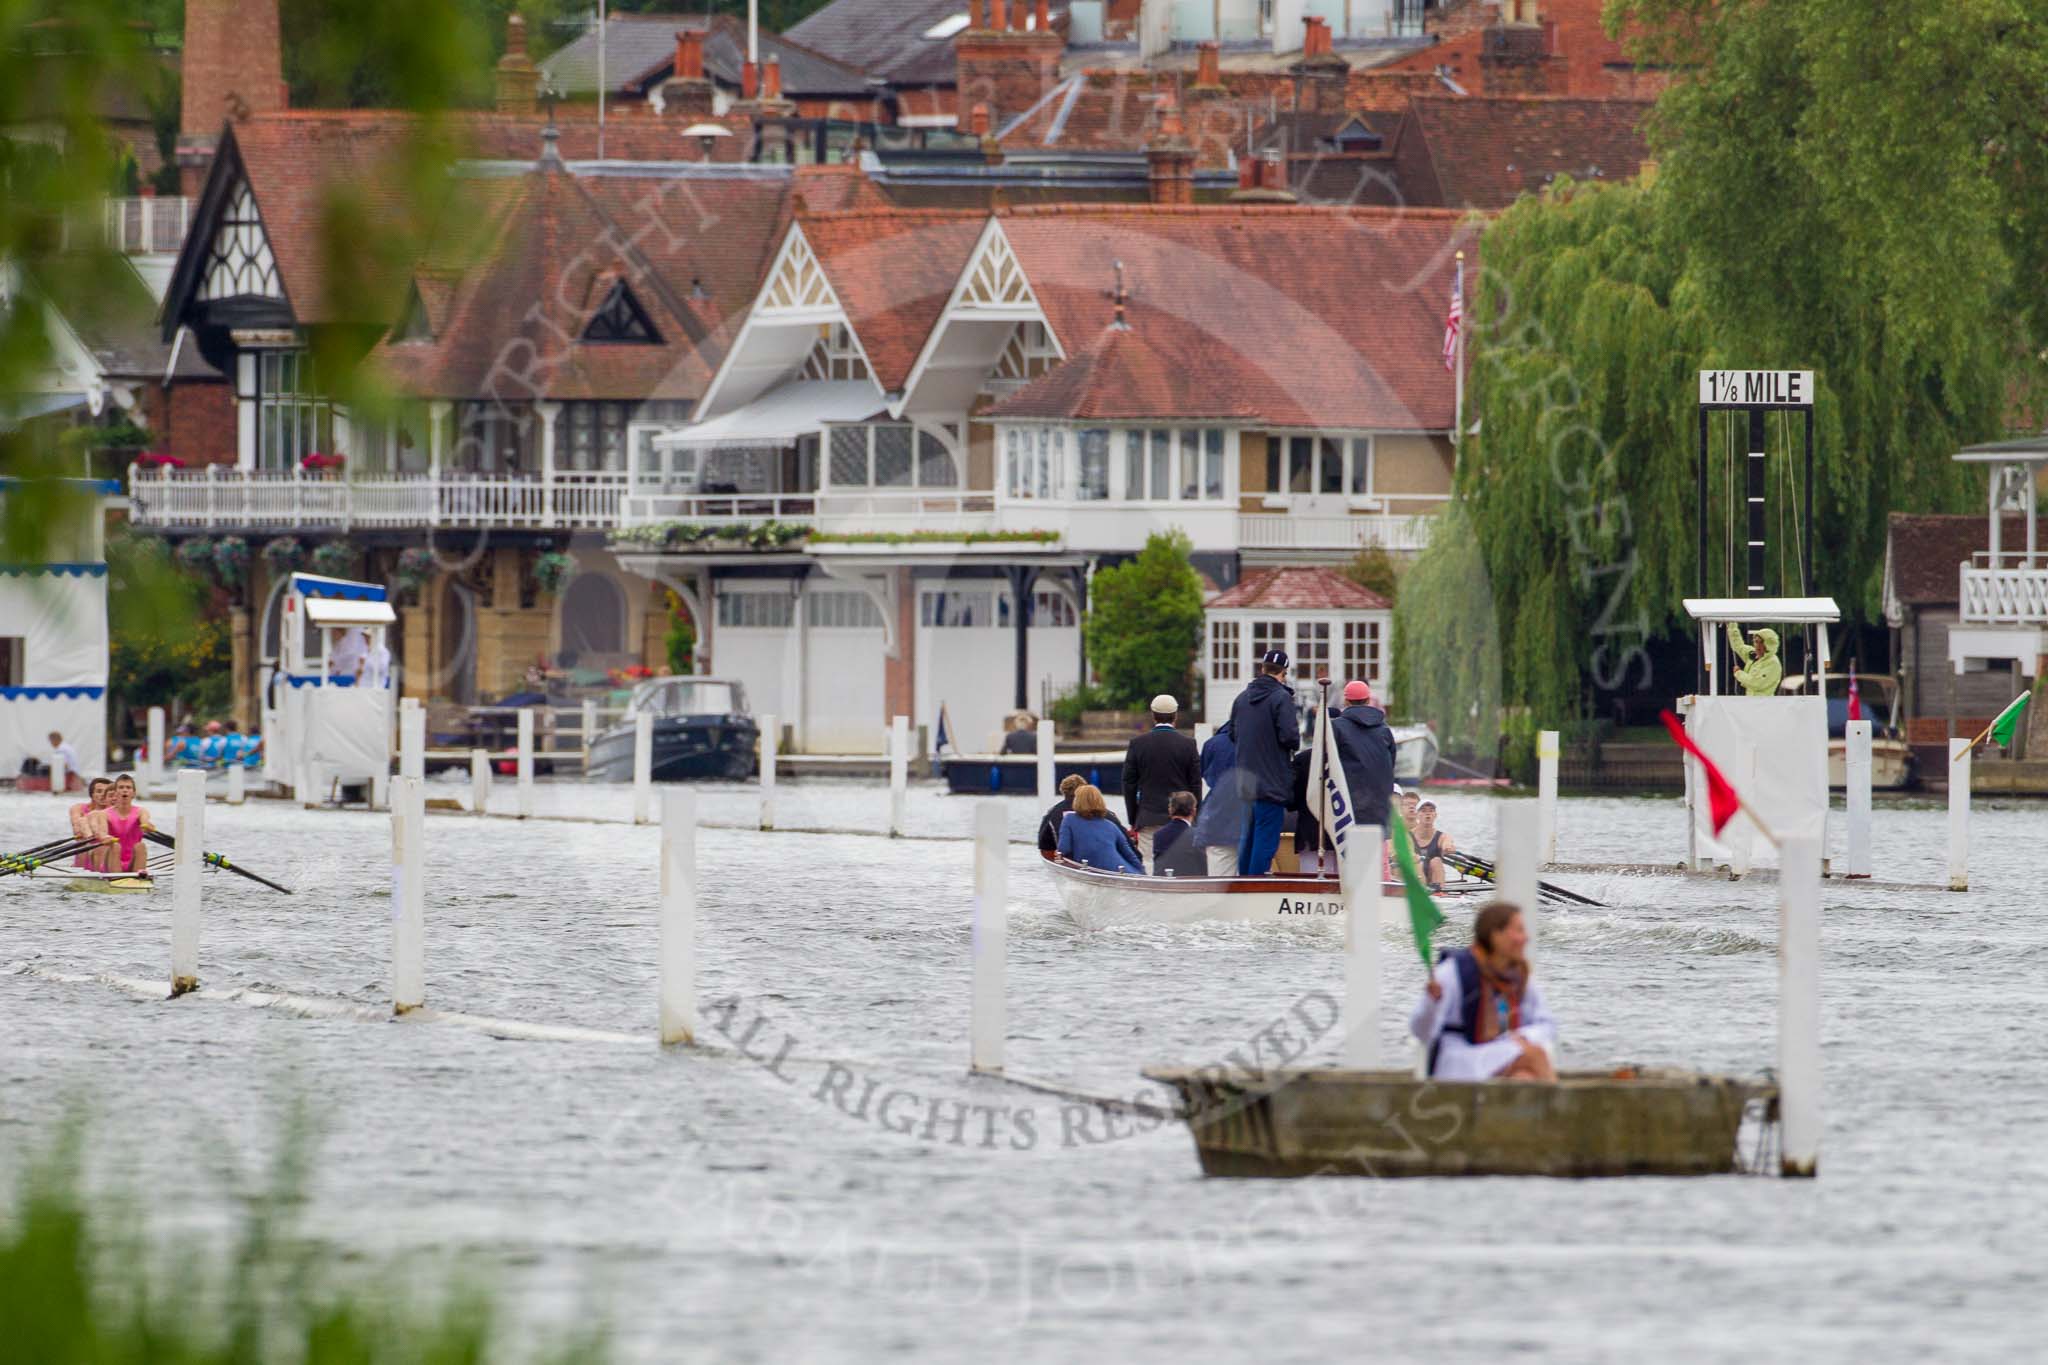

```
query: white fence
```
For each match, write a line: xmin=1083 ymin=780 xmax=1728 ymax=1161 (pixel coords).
xmin=65 ymin=197 xmax=193 ymax=255
xmin=1237 ymin=512 xmax=1434 ymax=552
xmin=1960 ymin=560 xmax=2048 ymax=624
xmin=129 ymin=466 xmax=629 ymax=531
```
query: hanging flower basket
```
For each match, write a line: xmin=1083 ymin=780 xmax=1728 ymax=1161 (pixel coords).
xmin=301 ymin=451 xmax=346 ymax=474
xmin=394 ymin=546 xmax=436 ymax=600
xmin=211 ymin=535 xmax=249 ymax=588
xmin=532 ymin=551 xmax=576 ymax=596
xmin=174 ymin=536 xmax=215 ymax=576
xmin=262 ymin=536 xmax=305 ymax=577
xmin=134 ymin=450 xmax=186 ymax=470
xmin=310 ymin=540 xmax=363 ymax=579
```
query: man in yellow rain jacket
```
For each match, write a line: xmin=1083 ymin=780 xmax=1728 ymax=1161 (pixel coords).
xmin=1726 ymin=622 xmax=1782 ymax=697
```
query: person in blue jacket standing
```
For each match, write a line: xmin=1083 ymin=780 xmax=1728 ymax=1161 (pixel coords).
xmin=1189 ymin=721 xmax=1243 ymax=875
xmin=1227 ymin=649 xmax=1301 ymax=875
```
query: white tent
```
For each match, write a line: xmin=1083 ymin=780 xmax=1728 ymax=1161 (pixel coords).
xmin=276 ymin=570 xmax=395 ymax=803
xmin=0 ymin=479 xmax=111 ymax=781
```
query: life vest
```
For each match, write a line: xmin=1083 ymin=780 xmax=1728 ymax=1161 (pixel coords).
xmin=1428 ymin=947 xmax=1526 ymax=1076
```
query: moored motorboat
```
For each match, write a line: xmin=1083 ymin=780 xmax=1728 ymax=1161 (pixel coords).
xmin=1780 ymin=673 xmax=1916 ymax=789
xmin=1042 ymin=853 xmax=1485 ymax=930
xmin=1392 ymin=723 xmax=1440 ymax=783
xmin=586 ymin=676 xmax=759 ymax=783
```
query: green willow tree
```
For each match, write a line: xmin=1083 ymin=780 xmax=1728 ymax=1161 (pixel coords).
xmin=1397 ymin=0 xmax=2048 ymax=742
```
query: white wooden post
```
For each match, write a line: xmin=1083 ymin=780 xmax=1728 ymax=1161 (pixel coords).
xmin=1778 ymin=834 xmax=1821 ymax=1177
xmin=581 ymin=697 xmax=598 ymax=770
xmin=48 ymin=750 xmax=65 ymax=798
xmin=226 ymin=761 xmax=245 ymax=805
xmin=470 ymin=748 xmax=491 ymax=814
xmin=400 ymin=701 xmax=425 ymax=784
xmin=889 ymin=713 xmax=909 ymax=837
xmin=1496 ymin=801 xmax=1541 ymax=950
xmin=146 ymin=705 xmax=166 ymax=789
xmin=1844 ymin=719 xmax=1872 ymax=879
xmin=659 ymin=788 xmax=698 ymax=1045
xmin=633 ymin=709 xmax=654 ymax=825
xmin=516 ymin=708 xmax=535 ymax=818
xmin=1947 ymin=737 xmax=1970 ymax=892
xmin=758 ymin=712 xmax=777 ymax=830
xmin=971 ymin=800 xmax=1008 ymax=1074
xmin=1035 ymin=718 xmax=1056 ymax=801
xmin=1536 ymin=729 xmax=1559 ymax=864
xmin=1341 ymin=822 xmax=1383 ymax=1069
xmin=391 ymin=774 xmax=426 ymax=1013
xmin=170 ymin=769 xmax=204 ymax=997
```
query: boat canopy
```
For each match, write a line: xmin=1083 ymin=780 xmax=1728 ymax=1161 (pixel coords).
xmin=1683 ymin=597 xmax=1840 ymax=625
xmin=303 ymin=598 xmax=397 ymax=626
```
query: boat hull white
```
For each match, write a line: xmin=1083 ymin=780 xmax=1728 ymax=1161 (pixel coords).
xmin=1826 ymin=739 xmax=1914 ymax=790
xmin=1043 ymin=855 xmax=1473 ymax=931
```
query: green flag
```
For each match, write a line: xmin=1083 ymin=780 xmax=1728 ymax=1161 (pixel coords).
xmin=1389 ymin=815 xmax=1442 ymax=967
xmin=1990 ymin=689 xmax=2033 ymax=748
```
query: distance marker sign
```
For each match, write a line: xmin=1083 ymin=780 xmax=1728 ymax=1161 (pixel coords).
xmin=1698 ymin=370 xmax=1815 ymax=409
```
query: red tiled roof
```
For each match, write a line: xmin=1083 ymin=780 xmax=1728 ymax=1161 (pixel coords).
xmin=1887 ymin=513 xmax=2048 ymax=607
xmin=1209 ymin=566 xmax=1389 ymax=611
xmin=365 ymin=164 xmax=790 ymax=402
xmin=999 ymin=74 xmax=1269 ymax=170
xmin=996 ymin=204 xmax=1477 ymax=431
xmin=798 ymin=208 xmax=985 ymax=391
xmin=223 ymin=110 xmax=760 ymax=326
xmin=987 ymin=310 xmax=1274 ymax=421
xmin=1400 ymin=95 xmax=1650 ymax=210
xmin=1378 ymin=0 xmax=1644 ymax=97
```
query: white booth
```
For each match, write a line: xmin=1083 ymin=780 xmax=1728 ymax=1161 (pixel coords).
xmin=275 ymin=571 xmax=395 ymax=805
xmin=0 ymin=478 xmax=111 ymax=783
xmin=1680 ymin=596 xmax=1837 ymax=874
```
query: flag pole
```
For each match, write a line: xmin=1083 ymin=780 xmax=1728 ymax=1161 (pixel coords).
xmin=1451 ymin=250 xmax=1465 ymax=449
xmin=1317 ymin=677 xmax=1333 ymax=877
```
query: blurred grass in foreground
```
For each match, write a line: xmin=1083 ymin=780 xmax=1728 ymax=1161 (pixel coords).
xmin=0 ymin=1122 xmax=609 ymax=1364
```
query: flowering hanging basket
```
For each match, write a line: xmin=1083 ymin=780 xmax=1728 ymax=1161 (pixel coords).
xmin=301 ymin=451 xmax=346 ymax=473
xmin=211 ymin=535 xmax=250 ymax=588
xmin=174 ymin=536 xmax=215 ymax=576
xmin=310 ymin=540 xmax=363 ymax=579
xmin=394 ymin=546 xmax=436 ymax=599
xmin=262 ymin=536 xmax=305 ymax=576
xmin=532 ymin=551 xmax=576 ymax=596
xmin=134 ymin=450 xmax=187 ymax=470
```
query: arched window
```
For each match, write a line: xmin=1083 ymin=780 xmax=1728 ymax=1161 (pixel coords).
xmin=559 ymin=572 xmax=627 ymax=662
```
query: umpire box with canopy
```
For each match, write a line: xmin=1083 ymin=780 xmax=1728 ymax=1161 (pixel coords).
xmin=1679 ymin=596 xmax=1838 ymax=875
xmin=274 ymin=572 xmax=395 ymax=806
xmin=0 ymin=478 xmax=112 ymax=782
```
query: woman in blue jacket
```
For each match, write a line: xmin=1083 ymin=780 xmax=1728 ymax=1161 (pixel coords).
xmin=1056 ymin=783 xmax=1143 ymax=874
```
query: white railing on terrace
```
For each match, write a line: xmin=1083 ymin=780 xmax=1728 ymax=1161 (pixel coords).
xmin=66 ymin=197 xmax=193 ymax=254
xmin=616 ymin=490 xmax=997 ymax=535
xmin=1960 ymin=555 xmax=2048 ymax=623
xmin=1238 ymin=512 xmax=1433 ymax=552
xmin=128 ymin=466 xmax=629 ymax=531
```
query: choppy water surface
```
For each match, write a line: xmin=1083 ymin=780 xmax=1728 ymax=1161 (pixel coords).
xmin=3 ymin=782 xmax=2044 ymax=1363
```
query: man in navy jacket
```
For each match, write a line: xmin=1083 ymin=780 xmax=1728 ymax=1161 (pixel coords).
xmin=1226 ymin=650 xmax=1301 ymax=875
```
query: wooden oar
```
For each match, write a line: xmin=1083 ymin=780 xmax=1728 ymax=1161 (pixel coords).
xmin=1443 ymin=850 xmax=1605 ymax=908
xmin=0 ymin=837 xmax=97 ymax=877
xmin=143 ymin=830 xmax=292 ymax=894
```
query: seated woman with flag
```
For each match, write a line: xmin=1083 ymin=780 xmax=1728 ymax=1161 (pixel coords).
xmin=1408 ymin=901 xmax=1556 ymax=1082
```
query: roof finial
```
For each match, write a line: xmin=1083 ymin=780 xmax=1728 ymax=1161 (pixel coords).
xmin=538 ymin=86 xmax=562 ymax=166
xmin=1111 ymin=260 xmax=1128 ymax=331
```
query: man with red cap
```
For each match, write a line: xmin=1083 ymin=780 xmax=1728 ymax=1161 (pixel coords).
xmin=1328 ymin=678 xmax=1396 ymax=835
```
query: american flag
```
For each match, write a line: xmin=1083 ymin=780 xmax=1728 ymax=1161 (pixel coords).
xmin=1442 ymin=259 xmax=1463 ymax=372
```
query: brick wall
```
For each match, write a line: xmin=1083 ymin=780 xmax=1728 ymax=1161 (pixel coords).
xmin=165 ymin=380 xmax=237 ymax=465
xmin=955 ymin=31 xmax=1064 ymax=128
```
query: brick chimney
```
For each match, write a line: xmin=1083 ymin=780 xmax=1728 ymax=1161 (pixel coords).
xmin=495 ymin=14 xmax=540 ymax=115
xmin=741 ymin=60 xmax=759 ymax=100
xmin=1191 ymin=41 xmax=1224 ymax=93
xmin=957 ymin=4 xmax=1064 ymax=127
xmin=1146 ymin=99 xmax=1195 ymax=206
xmin=1480 ymin=3 xmax=1566 ymax=94
xmin=661 ymin=30 xmax=716 ymax=118
xmin=1230 ymin=150 xmax=1296 ymax=203
xmin=1289 ymin=15 xmax=1350 ymax=115
xmin=177 ymin=0 xmax=287 ymax=197
xmin=1302 ymin=15 xmax=1332 ymax=59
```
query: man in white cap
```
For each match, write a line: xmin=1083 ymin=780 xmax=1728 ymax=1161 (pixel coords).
xmin=1120 ymin=693 xmax=1201 ymax=868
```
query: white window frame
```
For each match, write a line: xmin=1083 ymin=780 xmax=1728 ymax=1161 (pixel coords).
xmin=995 ymin=423 xmax=1234 ymax=504
xmin=825 ymin=421 xmax=962 ymax=491
xmin=716 ymin=591 xmax=795 ymax=630
xmin=1208 ymin=619 xmax=1242 ymax=682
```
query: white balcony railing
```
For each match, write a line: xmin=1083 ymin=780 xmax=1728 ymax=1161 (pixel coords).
xmin=128 ymin=466 xmax=629 ymax=531
xmin=1238 ymin=512 xmax=1433 ymax=552
xmin=617 ymin=490 xmax=997 ymax=536
xmin=1961 ymin=559 xmax=2048 ymax=624
xmin=63 ymin=197 xmax=194 ymax=254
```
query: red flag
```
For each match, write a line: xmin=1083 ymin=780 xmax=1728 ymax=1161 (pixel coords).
xmin=1660 ymin=709 xmax=1740 ymax=835
xmin=1847 ymin=666 xmax=1863 ymax=722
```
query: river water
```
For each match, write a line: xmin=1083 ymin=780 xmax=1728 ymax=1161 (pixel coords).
xmin=3 ymin=782 xmax=2042 ymax=1363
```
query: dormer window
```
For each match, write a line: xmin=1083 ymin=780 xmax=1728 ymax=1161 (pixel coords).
xmin=1329 ymin=117 xmax=1383 ymax=153
xmin=391 ymin=283 xmax=433 ymax=342
xmin=583 ymin=280 xmax=660 ymax=344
